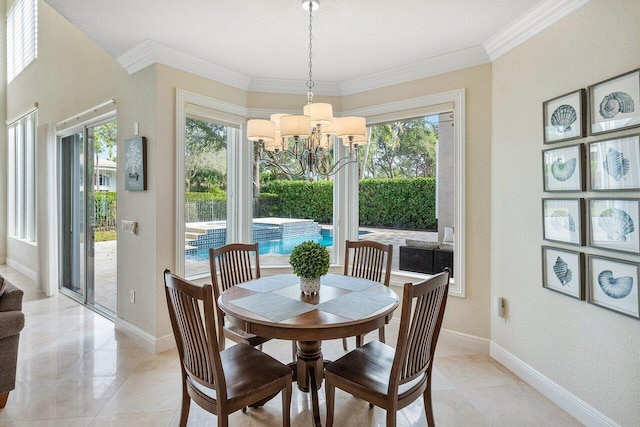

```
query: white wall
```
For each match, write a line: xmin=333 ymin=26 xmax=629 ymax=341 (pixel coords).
xmin=491 ymin=0 xmax=640 ymax=424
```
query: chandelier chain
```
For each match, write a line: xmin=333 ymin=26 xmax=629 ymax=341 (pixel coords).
xmin=307 ymin=0 xmax=314 ymax=103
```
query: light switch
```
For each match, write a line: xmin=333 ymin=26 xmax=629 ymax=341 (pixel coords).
xmin=121 ymin=220 xmax=138 ymax=234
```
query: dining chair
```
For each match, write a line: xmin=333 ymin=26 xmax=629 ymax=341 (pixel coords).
xmin=209 ymin=243 xmax=297 ymax=361
xmin=324 ymin=269 xmax=450 ymax=427
xmin=163 ymin=269 xmax=293 ymax=427
xmin=342 ymin=239 xmax=393 ymax=350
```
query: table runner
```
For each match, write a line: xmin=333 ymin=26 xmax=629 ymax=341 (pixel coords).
xmin=321 ymin=273 xmax=377 ymax=291
xmin=317 ymin=291 xmax=397 ymax=320
xmin=230 ymin=292 xmax=316 ymax=322
xmin=237 ymin=274 xmax=299 ymax=293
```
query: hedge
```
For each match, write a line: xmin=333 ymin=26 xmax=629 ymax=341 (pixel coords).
xmin=261 ymin=180 xmax=334 ymax=223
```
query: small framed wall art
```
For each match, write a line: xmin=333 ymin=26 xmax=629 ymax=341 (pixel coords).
xmin=588 ymin=68 xmax=640 ymax=135
xmin=542 ymin=143 xmax=584 ymax=192
xmin=542 ymin=198 xmax=584 ymax=246
xmin=588 ymin=198 xmax=640 ymax=254
xmin=543 ymin=89 xmax=586 ymax=144
xmin=542 ymin=246 xmax=584 ymax=300
xmin=587 ymin=255 xmax=639 ymax=319
xmin=124 ymin=136 xmax=147 ymax=191
xmin=589 ymin=134 xmax=640 ymax=191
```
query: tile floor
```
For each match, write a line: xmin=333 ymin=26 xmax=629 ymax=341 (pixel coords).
xmin=0 ymin=265 xmax=582 ymax=426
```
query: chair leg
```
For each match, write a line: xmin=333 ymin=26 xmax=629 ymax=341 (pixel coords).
xmin=258 ymin=343 xmax=263 ymax=351
xmin=218 ymin=414 xmax=228 ymax=427
xmin=378 ymin=326 xmax=385 ymax=343
xmin=178 ymin=385 xmax=190 ymax=427
xmin=386 ymin=408 xmax=397 ymax=427
xmin=424 ymin=387 xmax=435 ymax=426
xmin=292 ymin=341 xmax=297 ymax=362
xmin=325 ymin=378 xmax=336 ymax=427
xmin=0 ymin=391 xmax=9 ymax=409
xmin=342 ymin=337 xmax=348 ymax=351
xmin=282 ymin=380 xmax=292 ymax=427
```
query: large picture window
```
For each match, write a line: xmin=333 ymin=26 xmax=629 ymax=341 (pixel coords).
xmin=8 ymin=110 xmax=37 ymax=241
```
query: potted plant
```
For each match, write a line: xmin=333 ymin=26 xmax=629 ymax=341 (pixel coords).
xmin=289 ymin=240 xmax=330 ymax=295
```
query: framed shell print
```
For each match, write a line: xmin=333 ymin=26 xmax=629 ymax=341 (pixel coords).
xmin=587 ymin=255 xmax=639 ymax=319
xmin=543 ymin=89 xmax=586 ymax=144
xmin=543 ymin=143 xmax=584 ymax=192
xmin=542 ymin=246 xmax=584 ymax=300
xmin=589 ymin=68 xmax=640 ymax=135
xmin=542 ymin=198 xmax=584 ymax=246
xmin=588 ymin=198 xmax=640 ymax=254
xmin=589 ymin=134 xmax=640 ymax=191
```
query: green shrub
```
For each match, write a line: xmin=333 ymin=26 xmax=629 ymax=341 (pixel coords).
xmin=261 ymin=180 xmax=333 ymax=223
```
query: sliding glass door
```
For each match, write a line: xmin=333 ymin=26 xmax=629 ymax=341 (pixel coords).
xmin=60 ymin=118 xmax=117 ymax=316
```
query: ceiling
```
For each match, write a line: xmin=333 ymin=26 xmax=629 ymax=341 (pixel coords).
xmin=43 ymin=0 xmax=587 ymax=94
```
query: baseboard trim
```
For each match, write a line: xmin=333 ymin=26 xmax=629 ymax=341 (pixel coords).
xmin=115 ymin=318 xmax=176 ymax=354
xmin=440 ymin=328 xmax=490 ymax=354
xmin=6 ymin=258 xmax=37 ymax=281
xmin=490 ymin=342 xmax=619 ymax=427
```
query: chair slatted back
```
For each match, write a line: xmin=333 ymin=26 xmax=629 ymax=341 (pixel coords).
xmin=390 ymin=269 xmax=450 ymax=389
xmin=164 ymin=270 xmax=226 ymax=399
xmin=343 ymin=240 xmax=393 ymax=286
xmin=210 ymin=243 xmax=260 ymax=294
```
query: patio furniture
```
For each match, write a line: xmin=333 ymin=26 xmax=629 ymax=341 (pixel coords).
xmin=163 ymin=270 xmax=293 ymax=427
xmin=209 ymin=243 xmax=297 ymax=362
xmin=399 ymin=241 xmax=454 ymax=277
xmin=342 ymin=240 xmax=393 ymax=350
xmin=0 ymin=278 xmax=25 ymax=409
xmin=217 ymin=273 xmax=399 ymax=427
xmin=324 ymin=269 xmax=450 ymax=427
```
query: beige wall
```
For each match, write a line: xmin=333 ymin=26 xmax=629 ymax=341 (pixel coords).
xmin=0 ymin=0 xmax=6 ymax=262
xmin=343 ymin=64 xmax=493 ymax=339
xmin=491 ymin=0 xmax=640 ymax=424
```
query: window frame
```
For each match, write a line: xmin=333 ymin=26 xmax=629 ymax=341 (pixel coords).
xmin=7 ymin=0 xmax=38 ymax=83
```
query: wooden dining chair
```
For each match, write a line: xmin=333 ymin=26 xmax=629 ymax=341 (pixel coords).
xmin=342 ymin=239 xmax=393 ymax=350
xmin=163 ymin=270 xmax=293 ymax=427
xmin=209 ymin=243 xmax=297 ymax=361
xmin=324 ymin=269 xmax=450 ymax=427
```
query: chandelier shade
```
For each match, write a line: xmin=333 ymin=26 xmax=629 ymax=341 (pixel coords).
xmin=280 ymin=115 xmax=312 ymax=138
xmin=303 ymin=102 xmax=333 ymax=126
xmin=247 ymin=119 xmax=275 ymax=142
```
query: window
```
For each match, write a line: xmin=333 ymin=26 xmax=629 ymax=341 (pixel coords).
xmin=8 ymin=110 xmax=37 ymax=241
xmin=98 ymin=174 xmax=110 ymax=187
xmin=7 ymin=0 xmax=38 ymax=82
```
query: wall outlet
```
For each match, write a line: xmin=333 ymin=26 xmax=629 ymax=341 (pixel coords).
xmin=130 ymin=289 xmax=135 ymax=304
xmin=121 ymin=220 xmax=138 ymax=234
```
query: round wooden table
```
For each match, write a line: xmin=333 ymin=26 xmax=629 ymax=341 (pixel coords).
xmin=218 ymin=273 xmax=399 ymax=426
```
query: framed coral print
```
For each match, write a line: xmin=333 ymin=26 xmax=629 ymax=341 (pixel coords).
xmin=542 ymin=198 xmax=584 ymax=246
xmin=125 ymin=136 xmax=147 ymax=191
xmin=542 ymin=246 xmax=584 ymax=299
xmin=543 ymin=89 xmax=586 ymax=144
xmin=589 ymin=68 xmax=640 ymax=135
xmin=588 ymin=198 xmax=640 ymax=254
xmin=587 ymin=255 xmax=639 ymax=319
xmin=589 ymin=134 xmax=640 ymax=190
xmin=542 ymin=144 xmax=584 ymax=192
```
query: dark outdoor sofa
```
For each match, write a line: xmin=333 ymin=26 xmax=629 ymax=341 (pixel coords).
xmin=399 ymin=239 xmax=454 ymax=277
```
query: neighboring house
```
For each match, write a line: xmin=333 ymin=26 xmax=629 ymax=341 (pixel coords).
xmin=95 ymin=158 xmax=117 ymax=192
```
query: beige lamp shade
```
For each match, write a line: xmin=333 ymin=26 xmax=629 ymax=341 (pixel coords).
xmin=264 ymin=131 xmax=283 ymax=151
xmin=247 ymin=119 xmax=275 ymax=142
xmin=336 ymin=116 xmax=367 ymax=138
xmin=318 ymin=121 xmax=337 ymax=149
xmin=270 ymin=113 xmax=288 ymax=132
xmin=280 ymin=114 xmax=311 ymax=138
xmin=303 ymin=102 xmax=333 ymax=126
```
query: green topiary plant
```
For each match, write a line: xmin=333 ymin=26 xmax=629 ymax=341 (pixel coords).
xmin=289 ymin=241 xmax=330 ymax=279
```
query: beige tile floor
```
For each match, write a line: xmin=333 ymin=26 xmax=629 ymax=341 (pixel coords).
xmin=0 ymin=264 xmax=582 ymax=426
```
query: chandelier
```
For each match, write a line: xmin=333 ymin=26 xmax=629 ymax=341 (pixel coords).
xmin=247 ymin=0 xmax=367 ymax=181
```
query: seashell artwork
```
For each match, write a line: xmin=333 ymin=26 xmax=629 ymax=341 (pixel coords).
xmin=550 ymin=104 xmax=577 ymax=132
xmin=598 ymin=208 xmax=635 ymax=242
xmin=551 ymin=158 xmax=576 ymax=182
xmin=553 ymin=256 xmax=573 ymax=286
xmin=599 ymin=91 xmax=635 ymax=119
xmin=597 ymin=270 xmax=634 ymax=299
xmin=551 ymin=210 xmax=576 ymax=232
xmin=603 ymin=148 xmax=630 ymax=181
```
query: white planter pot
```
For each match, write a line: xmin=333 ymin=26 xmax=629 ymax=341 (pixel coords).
xmin=300 ymin=276 xmax=321 ymax=295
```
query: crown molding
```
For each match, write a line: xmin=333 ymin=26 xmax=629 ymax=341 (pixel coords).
xmin=483 ymin=0 xmax=592 ymax=61
xmin=339 ymin=46 xmax=489 ymax=96
xmin=248 ymin=78 xmax=340 ymax=96
xmin=118 ymin=40 xmax=251 ymax=90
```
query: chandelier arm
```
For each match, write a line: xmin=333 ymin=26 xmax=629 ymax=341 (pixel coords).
xmin=306 ymin=0 xmax=314 ymax=103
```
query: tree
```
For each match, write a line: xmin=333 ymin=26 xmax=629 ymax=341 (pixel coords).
xmin=92 ymin=121 xmax=117 ymax=191
xmin=185 ymin=118 xmax=227 ymax=192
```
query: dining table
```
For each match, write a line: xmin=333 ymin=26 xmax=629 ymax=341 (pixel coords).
xmin=217 ymin=272 xmax=399 ymax=426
